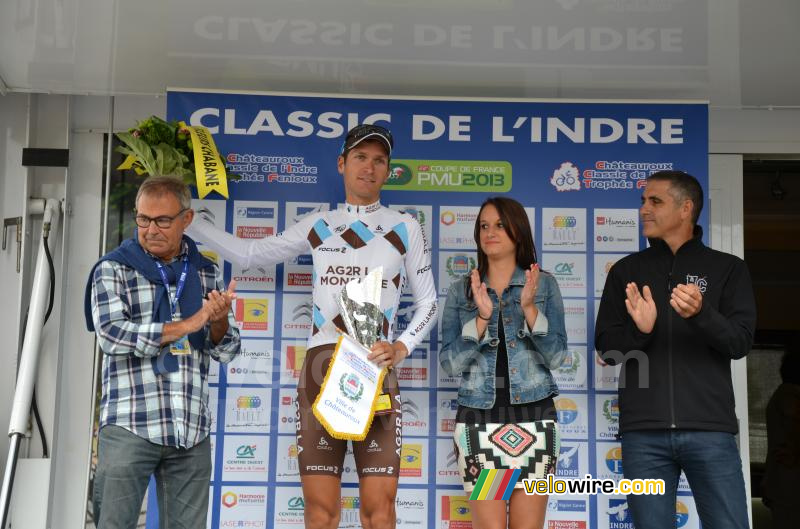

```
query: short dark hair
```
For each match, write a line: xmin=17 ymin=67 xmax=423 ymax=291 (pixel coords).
xmin=647 ymin=170 xmax=703 ymax=225
xmin=467 ymin=197 xmax=538 ymax=298
xmin=136 ymin=175 xmax=191 ymax=210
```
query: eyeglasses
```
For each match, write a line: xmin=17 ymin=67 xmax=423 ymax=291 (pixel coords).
xmin=134 ymin=208 xmax=188 ymax=229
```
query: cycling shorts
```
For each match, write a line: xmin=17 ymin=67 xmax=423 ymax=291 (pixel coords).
xmin=296 ymin=343 xmax=402 ymax=478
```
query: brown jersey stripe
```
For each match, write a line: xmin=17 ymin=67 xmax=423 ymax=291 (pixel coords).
xmin=307 ymin=229 xmax=323 ymax=249
xmin=383 ymin=231 xmax=406 ymax=255
xmin=332 ymin=314 xmax=347 ymax=334
xmin=341 ymin=228 xmax=367 ymax=249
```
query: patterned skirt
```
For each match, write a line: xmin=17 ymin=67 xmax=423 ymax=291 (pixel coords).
xmin=454 ymin=420 xmax=560 ymax=494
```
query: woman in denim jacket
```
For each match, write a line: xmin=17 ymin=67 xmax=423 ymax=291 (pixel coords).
xmin=440 ymin=197 xmax=567 ymax=529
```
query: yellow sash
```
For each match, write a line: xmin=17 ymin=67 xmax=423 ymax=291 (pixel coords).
xmin=183 ymin=123 xmax=229 ymax=199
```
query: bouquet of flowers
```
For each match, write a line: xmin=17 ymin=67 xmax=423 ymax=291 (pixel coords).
xmin=115 ymin=116 xmax=238 ymax=186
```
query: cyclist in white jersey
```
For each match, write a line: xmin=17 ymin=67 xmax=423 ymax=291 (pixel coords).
xmin=187 ymin=124 xmax=437 ymax=529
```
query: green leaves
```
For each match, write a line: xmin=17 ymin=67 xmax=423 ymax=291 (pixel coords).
xmin=152 ymin=143 xmax=193 ymax=179
xmin=115 ymin=117 xmax=196 ymax=185
xmin=114 ymin=115 xmax=238 ymax=185
xmin=139 ymin=116 xmax=178 ymax=147
xmin=115 ymin=131 xmax=158 ymax=175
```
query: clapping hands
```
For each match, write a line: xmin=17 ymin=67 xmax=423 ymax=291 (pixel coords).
xmin=624 ymin=282 xmax=656 ymax=333
xmin=469 ymin=269 xmax=493 ymax=319
xmin=205 ymin=279 xmax=237 ymax=323
xmin=520 ymin=263 xmax=540 ymax=309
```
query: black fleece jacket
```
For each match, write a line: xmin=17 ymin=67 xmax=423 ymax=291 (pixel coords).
xmin=595 ymin=227 xmax=756 ymax=434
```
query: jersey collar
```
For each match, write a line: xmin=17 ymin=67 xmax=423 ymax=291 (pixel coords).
xmin=339 ymin=200 xmax=383 ymax=216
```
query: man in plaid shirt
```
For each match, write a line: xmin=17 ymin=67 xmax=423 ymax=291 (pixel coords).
xmin=85 ymin=176 xmax=240 ymax=528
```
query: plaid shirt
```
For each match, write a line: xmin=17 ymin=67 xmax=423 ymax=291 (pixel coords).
xmin=90 ymin=244 xmax=240 ymax=448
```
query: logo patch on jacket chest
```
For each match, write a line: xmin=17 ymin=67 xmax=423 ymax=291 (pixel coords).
xmin=685 ymin=274 xmax=708 ymax=293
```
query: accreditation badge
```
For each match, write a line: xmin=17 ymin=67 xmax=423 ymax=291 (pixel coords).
xmin=169 ymin=313 xmax=192 ymax=355
xmin=170 ymin=335 xmax=192 ymax=355
xmin=312 ymin=334 xmax=387 ymax=440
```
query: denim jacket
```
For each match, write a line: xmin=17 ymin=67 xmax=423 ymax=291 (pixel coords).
xmin=439 ymin=267 xmax=567 ymax=409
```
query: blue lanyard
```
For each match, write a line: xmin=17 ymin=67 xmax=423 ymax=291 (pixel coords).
xmin=155 ymin=255 xmax=189 ymax=317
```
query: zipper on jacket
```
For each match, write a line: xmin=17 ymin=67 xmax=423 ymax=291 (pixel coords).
xmin=667 ymin=260 xmax=677 ymax=429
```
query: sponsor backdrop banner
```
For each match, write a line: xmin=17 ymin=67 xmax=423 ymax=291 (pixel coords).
xmin=152 ymin=89 xmax=707 ymax=529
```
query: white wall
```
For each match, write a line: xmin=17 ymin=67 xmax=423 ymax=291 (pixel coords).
xmin=46 ymin=98 xmax=105 ymax=529
xmin=0 ymin=92 xmax=31 ymax=496
xmin=710 ymin=109 xmax=800 ymax=154
xmin=708 ymin=154 xmax=751 ymax=525
xmin=0 ymin=93 xmax=164 ymax=528
xmin=46 ymin=94 xmax=165 ymax=529
xmin=0 ymin=92 xmax=70 ymax=528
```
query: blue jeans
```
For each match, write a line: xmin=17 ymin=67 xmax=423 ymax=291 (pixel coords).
xmin=621 ymin=430 xmax=748 ymax=529
xmin=92 ymin=425 xmax=211 ymax=529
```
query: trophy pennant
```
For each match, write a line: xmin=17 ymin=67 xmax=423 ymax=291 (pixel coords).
xmin=313 ymin=267 xmax=387 ymax=440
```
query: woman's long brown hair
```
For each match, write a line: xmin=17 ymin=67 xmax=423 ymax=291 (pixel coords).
xmin=466 ymin=197 xmax=538 ymax=299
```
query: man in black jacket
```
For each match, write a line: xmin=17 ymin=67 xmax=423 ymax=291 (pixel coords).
xmin=595 ymin=171 xmax=755 ymax=529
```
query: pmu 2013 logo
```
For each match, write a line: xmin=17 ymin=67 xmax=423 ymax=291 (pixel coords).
xmin=388 ymin=163 xmax=414 ymax=185
xmin=386 ymin=160 xmax=511 ymax=192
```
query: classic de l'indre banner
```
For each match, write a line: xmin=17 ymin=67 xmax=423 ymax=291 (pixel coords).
xmin=148 ymin=89 xmax=708 ymax=529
